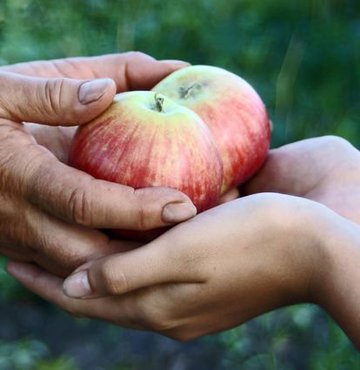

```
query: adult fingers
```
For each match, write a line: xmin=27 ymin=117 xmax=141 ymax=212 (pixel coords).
xmin=26 ymin=156 xmax=197 ymax=229
xmin=0 ymin=71 xmax=116 ymax=125
xmin=0 ymin=193 xmax=139 ymax=277
xmin=6 ymin=262 xmax=66 ymax=300
xmin=6 ymin=261 xmax=145 ymax=329
xmin=5 ymin=262 xmax=97 ymax=320
xmin=103 ymin=52 xmax=190 ymax=91
xmin=23 ymin=204 xmax=140 ymax=276
xmin=3 ymin=125 xmax=196 ymax=231
xmin=0 ymin=52 xmax=189 ymax=91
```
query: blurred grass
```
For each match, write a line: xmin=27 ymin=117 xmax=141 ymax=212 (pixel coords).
xmin=0 ymin=0 xmax=359 ymax=369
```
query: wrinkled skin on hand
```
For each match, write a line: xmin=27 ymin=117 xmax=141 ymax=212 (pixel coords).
xmin=0 ymin=53 xmax=196 ymax=276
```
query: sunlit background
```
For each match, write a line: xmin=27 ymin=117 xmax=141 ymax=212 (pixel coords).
xmin=0 ymin=0 xmax=359 ymax=369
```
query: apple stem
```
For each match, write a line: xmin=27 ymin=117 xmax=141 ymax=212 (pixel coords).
xmin=155 ymin=94 xmax=164 ymax=112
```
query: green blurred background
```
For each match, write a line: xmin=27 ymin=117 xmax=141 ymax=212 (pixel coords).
xmin=0 ymin=0 xmax=359 ymax=369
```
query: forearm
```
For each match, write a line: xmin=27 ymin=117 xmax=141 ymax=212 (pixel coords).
xmin=314 ymin=217 xmax=360 ymax=349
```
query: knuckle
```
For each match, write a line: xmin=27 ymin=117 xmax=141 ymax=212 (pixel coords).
xmin=133 ymin=189 xmax=153 ymax=230
xmin=136 ymin=299 xmax=175 ymax=332
xmin=68 ymin=185 xmax=93 ymax=226
xmin=125 ymin=51 xmax=151 ymax=61
xmin=44 ymin=78 xmax=64 ymax=115
xmin=1 ymin=141 xmax=47 ymax=199
xmin=122 ymin=51 xmax=154 ymax=91
xmin=136 ymin=205 xmax=148 ymax=231
xmin=98 ymin=260 xmax=129 ymax=295
xmin=45 ymin=78 xmax=85 ymax=124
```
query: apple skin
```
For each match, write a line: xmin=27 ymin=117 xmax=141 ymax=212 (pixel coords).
xmin=152 ymin=65 xmax=271 ymax=193
xmin=68 ymin=91 xmax=223 ymax=216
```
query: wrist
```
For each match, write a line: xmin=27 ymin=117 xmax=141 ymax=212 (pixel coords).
xmin=248 ymin=196 xmax=337 ymax=308
xmin=310 ymin=210 xmax=360 ymax=348
xmin=276 ymin=200 xmax=331 ymax=304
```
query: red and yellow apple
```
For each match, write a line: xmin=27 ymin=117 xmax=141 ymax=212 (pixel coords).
xmin=69 ymin=65 xmax=271 ymax=240
xmin=69 ymin=91 xmax=223 ymax=214
xmin=152 ymin=65 xmax=271 ymax=193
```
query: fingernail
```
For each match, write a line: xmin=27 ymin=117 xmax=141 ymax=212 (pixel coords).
xmin=78 ymin=78 xmax=113 ymax=104
xmin=162 ymin=202 xmax=197 ymax=223
xmin=63 ymin=270 xmax=91 ymax=298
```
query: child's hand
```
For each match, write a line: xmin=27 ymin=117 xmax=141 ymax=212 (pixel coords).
xmin=245 ymin=136 xmax=360 ymax=224
xmin=9 ymin=193 xmax=358 ymax=344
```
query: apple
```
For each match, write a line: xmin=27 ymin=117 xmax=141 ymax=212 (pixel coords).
xmin=152 ymin=65 xmax=271 ymax=193
xmin=68 ymin=91 xmax=224 ymax=216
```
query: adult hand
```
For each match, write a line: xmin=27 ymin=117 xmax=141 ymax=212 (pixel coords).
xmin=244 ymin=135 xmax=360 ymax=223
xmin=1 ymin=52 xmax=191 ymax=163
xmin=0 ymin=52 xmax=196 ymax=276
xmin=9 ymin=193 xmax=360 ymax=347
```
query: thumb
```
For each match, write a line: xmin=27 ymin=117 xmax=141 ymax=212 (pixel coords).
xmin=0 ymin=71 xmax=116 ymax=125
xmin=62 ymin=240 xmax=191 ymax=298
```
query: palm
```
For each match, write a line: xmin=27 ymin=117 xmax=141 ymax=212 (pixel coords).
xmin=245 ymin=136 xmax=360 ymax=223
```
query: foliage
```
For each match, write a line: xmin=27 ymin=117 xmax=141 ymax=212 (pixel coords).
xmin=0 ymin=258 xmax=30 ymax=301
xmin=0 ymin=0 xmax=359 ymax=369
xmin=0 ymin=0 xmax=358 ymax=147
xmin=218 ymin=306 xmax=358 ymax=370
xmin=0 ymin=338 xmax=77 ymax=370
